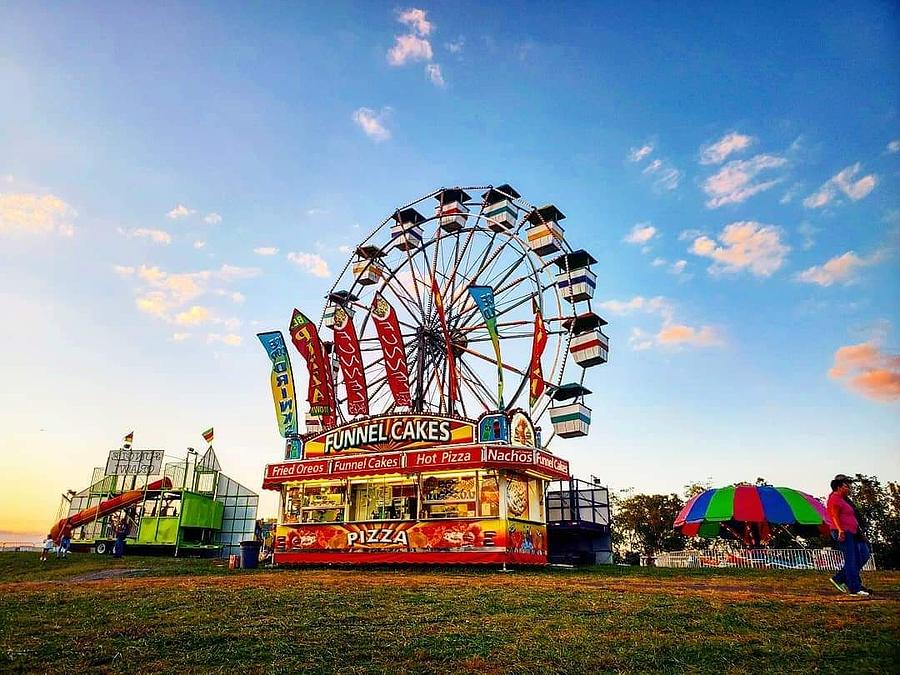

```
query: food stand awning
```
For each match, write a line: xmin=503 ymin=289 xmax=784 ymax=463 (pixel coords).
xmin=263 ymin=445 xmax=570 ymax=489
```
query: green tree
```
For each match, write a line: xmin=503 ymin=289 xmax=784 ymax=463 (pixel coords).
xmin=611 ymin=492 xmax=686 ymax=560
xmin=848 ymin=474 xmax=900 ymax=569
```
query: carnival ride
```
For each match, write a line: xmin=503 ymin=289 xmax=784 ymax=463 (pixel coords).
xmin=261 ymin=184 xmax=610 ymax=565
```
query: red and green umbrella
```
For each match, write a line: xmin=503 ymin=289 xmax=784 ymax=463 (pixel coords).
xmin=674 ymin=485 xmax=830 ymax=540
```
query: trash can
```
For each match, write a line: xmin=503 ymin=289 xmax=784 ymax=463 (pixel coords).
xmin=239 ymin=540 xmax=262 ymax=569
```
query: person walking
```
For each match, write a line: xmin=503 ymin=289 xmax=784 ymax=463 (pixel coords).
xmin=112 ymin=516 xmax=129 ymax=559
xmin=56 ymin=521 xmax=72 ymax=559
xmin=827 ymin=474 xmax=869 ymax=597
xmin=40 ymin=534 xmax=54 ymax=562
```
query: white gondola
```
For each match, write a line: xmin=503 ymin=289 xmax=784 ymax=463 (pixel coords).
xmin=553 ymin=250 xmax=598 ymax=303
xmin=435 ymin=188 xmax=471 ymax=232
xmin=352 ymin=245 xmax=386 ymax=286
xmin=323 ymin=291 xmax=357 ymax=328
xmin=481 ymin=184 xmax=521 ymax=232
xmin=564 ymin=313 xmax=609 ymax=367
xmin=525 ymin=205 xmax=566 ymax=256
xmin=391 ymin=208 xmax=426 ymax=251
xmin=548 ymin=383 xmax=592 ymax=438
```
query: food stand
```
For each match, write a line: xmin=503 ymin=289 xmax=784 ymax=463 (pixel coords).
xmin=263 ymin=412 xmax=569 ymax=565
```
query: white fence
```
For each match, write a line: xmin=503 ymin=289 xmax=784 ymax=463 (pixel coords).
xmin=655 ymin=548 xmax=876 ymax=571
xmin=1 ymin=541 xmax=42 ymax=553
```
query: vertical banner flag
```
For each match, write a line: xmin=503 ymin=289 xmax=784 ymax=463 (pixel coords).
xmin=288 ymin=309 xmax=336 ymax=426
xmin=332 ymin=307 xmax=369 ymax=416
xmin=257 ymin=331 xmax=299 ymax=438
xmin=468 ymin=285 xmax=504 ymax=408
xmin=529 ymin=310 xmax=548 ymax=408
xmin=371 ymin=293 xmax=412 ymax=407
xmin=123 ymin=431 xmax=134 ymax=449
xmin=431 ymin=275 xmax=458 ymax=406
xmin=201 ymin=427 xmax=214 ymax=446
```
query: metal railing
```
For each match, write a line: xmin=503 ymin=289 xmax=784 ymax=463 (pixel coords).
xmin=655 ymin=548 xmax=876 ymax=571
xmin=1 ymin=541 xmax=42 ymax=552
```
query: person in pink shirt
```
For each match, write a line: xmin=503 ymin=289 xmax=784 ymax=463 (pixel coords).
xmin=827 ymin=474 xmax=869 ymax=596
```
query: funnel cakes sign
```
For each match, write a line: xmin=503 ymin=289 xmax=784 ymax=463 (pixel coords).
xmin=303 ymin=414 xmax=475 ymax=457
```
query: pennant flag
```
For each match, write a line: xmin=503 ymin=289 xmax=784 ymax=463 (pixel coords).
xmin=332 ymin=307 xmax=369 ymax=416
xmin=202 ymin=427 xmax=214 ymax=445
xmin=432 ymin=275 xmax=458 ymax=407
xmin=371 ymin=293 xmax=412 ymax=407
xmin=289 ymin=309 xmax=336 ymax=426
xmin=123 ymin=431 xmax=134 ymax=449
xmin=257 ymin=331 xmax=300 ymax=438
xmin=529 ymin=310 xmax=548 ymax=408
xmin=468 ymin=285 xmax=504 ymax=408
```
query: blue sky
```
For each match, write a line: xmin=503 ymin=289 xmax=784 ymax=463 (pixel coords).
xmin=1 ymin=2 xmax=898 ymax=535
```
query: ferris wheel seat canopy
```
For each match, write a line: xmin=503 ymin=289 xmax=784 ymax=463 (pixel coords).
xmin=562 ymin=312 xmax=608 ymax=333
xmin=393 ymin=207 xmax=427 ymax=225
xmin=526 ymin=204 xmax=567 ymax=225
xmin=549 ymin=382 xmax=592 ymax=401
xmin=481 ymin=184 xmax=522 ymax=205
xmin=328 ymin=290 xmax=359 ymax=305
xmin=435 ymin=188 xmax=472 ymax=205
xmin=355 ymin=245 xmax=385 ymax=259
xmin=553 ymin=250 xmax=598 ymax=271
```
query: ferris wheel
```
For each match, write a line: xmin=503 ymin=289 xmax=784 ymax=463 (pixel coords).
xmin=306 ymin=184 xmax=608 ymax=444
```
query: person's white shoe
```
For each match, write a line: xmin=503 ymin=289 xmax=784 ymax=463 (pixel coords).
xmin=852 ymin=590 xmax=870 ymax=596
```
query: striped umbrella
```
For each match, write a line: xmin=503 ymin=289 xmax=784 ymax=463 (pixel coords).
xmin=674 ymin=485 xmax=830 ymax=540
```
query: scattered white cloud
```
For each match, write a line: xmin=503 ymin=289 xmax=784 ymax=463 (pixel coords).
xmin=287 ymin=251 xmax=331 ymax=278
xmin=671 ymin=260 xmax=687 ymax=275
xmin=194 ymin=240 xmax=206 ymax=249
xmin=886 ymin=140 xmax=900 ymax=154
xmin=166 ymin=204 xmax=195 ymax=220
xmin=171 ymin=333 xmax=191 ymax=342
xmin=702 ymin=154 xmax=786 ymax=208
xmin=795 ymin=250 xmax=884 ymax=287
xmin=397 ymin=7 xmax=432 ymax=36
xmin=0 ymin=193 xmax=77 ymax=237
xmin=829 ymin=341 xmax=900 ymax=402
xmin=599 ymin=295 xmax=721 ymax=349
xmin=780 ymin=183 xmax=803 ymax=204
xmin=689 ymin=221 xmax=789 ymax=277
xmin=119 ymin=227 xmax=172 ymax=245
xmin=628 ymin=144 xmax=654 ymax=162
xmin=215 ymin=289 xmax=246 ymax=304
xmin=678 ymin=229 xmax=705 ymax=241
xmin=388 ymin=33 xmax=433 ymax=65
xmin=254 ymin=246 xmax=279 ymax=256
xmin=803 ymin=163 xmax=877 ymax=209
xmin=641 ymin=158 xmax=681 ymax=191
xmin=425 ymin=63 xmax=445 ymax=87
xmin=352 ymin=107 xmax=392 ymax=142
xmin=446 ymin=37 xmax=464 ymax=54
xmin=204 ymin=212 xmax=222 ymax=224
xmin=306 ymin=208 xmax=328 ymax=217
xmin=338 ymin=244 xmax=353 ymax=255
xmin=700 ymin=132 xmax=754 ymax=165
xmin=207 ymin=333 xmax=243 ymax=347
xmin=175 ymin=305 xmax=211 ymax=326
xmin=624 ymin=223 xmax=657 ymax=246
xmin=121 ymin=263 xmax=259 ymax=324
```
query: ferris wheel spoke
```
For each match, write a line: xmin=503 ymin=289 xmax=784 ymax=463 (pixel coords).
xmin=457 ymin=358 xmax=497 ymax=412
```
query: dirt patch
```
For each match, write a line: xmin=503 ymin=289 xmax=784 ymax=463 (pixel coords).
xmin=66 ymin=568 xmax=151 ymax=583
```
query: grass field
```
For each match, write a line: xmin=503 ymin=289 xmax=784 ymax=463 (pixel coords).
xmin=1 ymin=553 xmax=898 ymax=674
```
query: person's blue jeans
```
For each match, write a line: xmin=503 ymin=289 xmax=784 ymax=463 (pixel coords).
xmin=113 ymin=536 xmax=125 ymax=558
xmin=832 ymin=531 xmax=863 ymax=593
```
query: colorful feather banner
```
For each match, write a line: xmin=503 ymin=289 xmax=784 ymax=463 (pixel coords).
xmin=468 ymin=285 xmax=504 ymax=408
xmin=371 ymin=293 xmax=412 ymax=407
xmin=288 ymin=309 xmax=336 ymax=426
xmin=332 ymin=306 xmax=369 ymax=416
xmin=529 ymin=310 xmax=548 ymax=408
xmin=257 ymin=331 xmax=300 ymax=438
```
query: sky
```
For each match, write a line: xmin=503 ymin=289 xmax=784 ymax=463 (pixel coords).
xmin=1 ymin=2 xmax=898 ymax=539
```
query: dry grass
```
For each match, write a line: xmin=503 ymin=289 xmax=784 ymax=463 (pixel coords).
xmin=1 ymin=553 xmax=898 ymax=673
